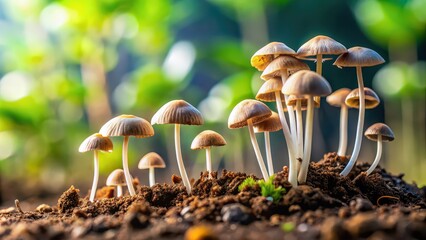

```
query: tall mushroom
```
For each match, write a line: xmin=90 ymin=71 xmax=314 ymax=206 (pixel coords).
xmin=138 ymin=152 xmax=166 ymax=187
xmin=253 ymin=111 xmax=282 ymax=176
xmin=100 ymin=115 xmax=154 ymax=196
xmin=151 ymin=100 xmax=203 ymax=193
xmin=191 ymin=130 xmax=227 ymax=178
xmin=228 ymin=99 xmax=272 ymax=180
xmin=326 ymin=88 xmax=352 ymax=157
xmin=106 ymin=169 xmax=127 ymax=197
xmin=250 ymin=42 xmax=296 ymax=71
xmin=79 ymin=133 xmax=113 ymax=202
xmin=334 ymin=47 xmax=385 ymax=176
xmin=282 ymin=70 xmax=332 ymax=183
xmin=364 ymin=123 xmax=395 ymax=175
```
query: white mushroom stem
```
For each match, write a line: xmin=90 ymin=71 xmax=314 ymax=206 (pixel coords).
xmin=116 ymin=185 xmax=123 ymax=197
xmin=366 ymin=135 xmax=382 ymax=175
xmin=175 ymin=124 xmax=191 ymax=193
xmin=316 ymin=54 xmax=323 ymax=75
xmin=341 ymin=66 xmax=365 ymax=176
xmin=280 ymin=70 xmax=298 ymax=148
xmin=149 ymin=167 xmax=156 ymax=187
xmin=122 ymin=136 xmax=136 ymax=196
xmin=264 ymin=132 xmax=274 ymax=176
xmin=205 ymin=147 xmax=212 ymax=178
xmin=296 ymin=100 xmax=304 ymax=168
xmin=337 ymin=105 xmax=349 ymax=156
xmin=298 ymin=96 xmax=314 ymax=183
xmin=275 ymin=91 xmax=297 ymax=187
xmin=247 ymin=119 xmax=269 ymax=181
xmin=89 ymin=150 xmax=99 ymax=202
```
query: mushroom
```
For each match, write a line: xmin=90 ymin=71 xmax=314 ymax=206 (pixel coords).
xmin=191 ymin=130 xmax=227 ymax=178
xmin=253 ymin=111 xmax=282 ymax=176
xmin=100 ymin=115 xmax=154 ymax=196
xmin=326 ymin=88 xmax=352 ymax=157
xmin=228 ymin=99 xmax=272 ymax=180
xmin=138 ymin=152 xmax=166 ymax=187
xmin=345 ymin=87 xmax=381 ymax=109
xmin=250 ymin=42 xmax=296 ymax=71
xmin=364 ymin=123 xmax=394 ymax=175
xmin=334 ymin=47 xmax=385 ymax=176
xmin=106 ymin=169 xmax=127 ymax=197
xmin=255 ymin=77 xmax=297 ymax=184
xmin=151 ymin=100 xmax=203 ymax=193
xmin=282 ymin=70 xmax=332 ymax=183
xmin=79 ymin=133 xmax=113 ymax=202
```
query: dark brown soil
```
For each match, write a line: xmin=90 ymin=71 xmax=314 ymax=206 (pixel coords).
xmin=1 ymin=152 xmax=425 ymax=239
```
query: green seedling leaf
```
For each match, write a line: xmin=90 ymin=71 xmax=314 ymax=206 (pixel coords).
xmin=238 ymin=177 xmax=256 ymax=191
xmin=258 ymin=175 xmax=286 ymax=203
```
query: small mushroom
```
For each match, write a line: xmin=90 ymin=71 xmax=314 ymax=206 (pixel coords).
xmin=106 ymin=169 xmax=127 ymax=197
xmin=345 ymin=87 xmax=381 ymax=109
xmin=364 ymin=123 xmax=395 ymax=175
xmin=228 ymin=99 xmax=272 ymax=180
xmin=100 ymin=115 xmax=154 ymax=196
xmin=334 ymin=47 xmax=385 ymax=176
xmin=138 ymin=152 xmax=166 ymax=187
xmin=326 ymin=88 xmax=352 ymax=157
xmin=79 ymin=133 xmax=113 ymax=202
xmin=250 ymin=42 xmax=296 ymax=71
xmin=282 ymin=70 xmax=332 ymax=184
xmin=253 ymin=111 xmax=282 ymax=176
xmin=191 ymin=130 xmax=227 ymax=178
xmin=151 ymin=100 xmax=204 ymax=193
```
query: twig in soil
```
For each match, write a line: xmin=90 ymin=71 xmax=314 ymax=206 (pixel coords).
xmin=15 ymin=199 xmax=24 ymax=214
xmin=377 ymin=195 xmax=400 ymax=206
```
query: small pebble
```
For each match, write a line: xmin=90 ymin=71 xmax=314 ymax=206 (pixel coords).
xmin=350 ymin=198 xmax=373 ymax=212
xmin=221 ymin=203 xmax=253 ymax=225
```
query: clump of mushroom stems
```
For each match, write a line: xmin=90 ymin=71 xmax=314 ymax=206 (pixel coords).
xmin=295 ymin=100 xmax=304 ymax=163
xmin=298 ymin=96 xmax=314 ymax=183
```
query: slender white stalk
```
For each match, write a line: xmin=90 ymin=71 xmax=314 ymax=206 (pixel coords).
xmin=316 ymin=54 xmax=323 ymax=75
xmin=149 ymin=167 xmax=155 ymax=187
xmin=89 ymin=150 xmax=99 ymax=202
xmin=298 ymin=96 xmax=314 ymax=183
xmin=206 ymin=147 xmax=212 ymax=178
xmin=337 ymin=105 xmax=349 ymax=156
xmin=122 ymin=136 xmax=136 ymax=196
xmin=275 ymin=92 xmax=297 ymax=187
xmin=247 ymin=119 xmax=269 ymax=180
xmin=280 ymin=69 xmax=298 ymax=149
xmin=366 ymin=135 xmax=383 ymax=175
xmin=175 ymin=124 xmax=191 ymax=193
xmin=264 ymin=132 xmax=274 ymax=176
xmin=296 ymin=100 xmax=304 ymax=172
xmin=341 ymin=66 xmax=365 ymax=176
xmin=117 ymin=185 xmax=123 ymax=197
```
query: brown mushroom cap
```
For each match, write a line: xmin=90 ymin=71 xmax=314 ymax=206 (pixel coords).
xmin=106 ymin=169 xmax=127 ymax=186
xmin=345 ymin=87 xmax=380 ymax=109
xmin=333 ymin=46 xmax=385 ymax=67
xmin=79 ymin=133 xmax=113 ymax=153
xmin=261 ymin=55 xmax=310 ymax=80
xmin=250 ymin=42 xmax=296 ymax=71
xmin=100 ymin=115 xmax=154 ymax=138
xmin=364 ymin=123 xmax=395 ymax=142
xmin=151 ymin=100 xmax=204 ymax=125
xmin=255 ymin=77 xmax=285 ymax=102
xmin=253 ymin=111 xmax=282 ymax=133
xmin=286 ymin=95 xmax=321 ymax=109
xmin=138 ymin=152 xmax=166 ymax=169
xmin=326 ymin=88 xmax=352 ymax=107
xmin=297 ymin=35 xmax=347 ymax=57
xmin=282 ymin=70 xmax=332 ymax=97
xmin=228 ymin=99 xmax=272 ymax=129
xmin=191 ymin=130 xmax=227 ymax=150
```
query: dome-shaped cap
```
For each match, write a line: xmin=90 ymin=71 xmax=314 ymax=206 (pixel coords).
xmin=79 ymin=133 xmax=113 ymax=153
xmin=345 ymin=88 xmax=380 ymax=109
xmin=138 ymin=152 xmax=166 ymax=169
xmin=365 ymin=123 xmax=395 ymax=142
xmin=100 ymin=115 xmax=154 ymax=138
xmin=191 ymin=130 xmax=227 ymax=150
xmin=286 ymin=95 xmax=320 ymax=109
xmin=326 ymin=88 xmax=352 ymax=107
xmin=106 ymin=169 xmax=127 ymax=186
xmin=261 ymin=55 xmax=310 ymax=80
xmin=151 ymin=100 xmax=203 ymax=125
xmin=228 ymin=100 xmax=272 ymax=129
xmin=256 ymin=77 xmax=284 ymax=102
xmin=253 ymin=111 xmax=282 ymax=133
xmin=251 ymin=42 xmax=296 ymax=71
xmin=282 ymin=70 xmax=332 ymax=97
xmin=334 ymin=46 xmax=385 ymax=68
xmin=297 ymin=35 xmax=347 ymax=57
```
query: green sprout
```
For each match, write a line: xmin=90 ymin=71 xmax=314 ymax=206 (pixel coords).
xmin=281 ymin=222 xmax=295 ymax=233
xmin=258 ymin=175 xmax=286 ymax=203
xmin=238 ymin=177 xmax=257 ymax=191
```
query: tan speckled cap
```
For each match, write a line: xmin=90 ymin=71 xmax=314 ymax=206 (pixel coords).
xmin=365 ymin=123 xmax=395 ymax=142
xmin=253 ymin=111 xmax=282 ymax=133
xmin=151 ymin=100 xmax=204 ymax=126
xmin=228 ymin=100 xmax=272 ymax=129
xmin=282 ymin=70 xmax=332 ymax=97
xmin=79 ymin=133 xmax=113 ymax=153
xmin=256 ymin=77 xmax=285 ymax=102
xmin=261 ymin=55 xmax=310 ymax=80
xmin=326 ymin=88 xmax=352 ymax=107
xmin=99 ymin=115 xmax=154 ymax=138
xmin=251 ymin=42 xmax=296 ymax=71
xmin=106 ymin=169 xmax=127 ymax=186
xmin=345 ymin=88 xmax=380 ymax=109
xmin=191 ymin=130 xmax=227 ymax=150
xmin=138 ymin=152 xmax=166 ymax=169
xmin=334 ymin=46 xmax=385 ymax=68
xmin=297 ymin=35 xmax=347 ymax=58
